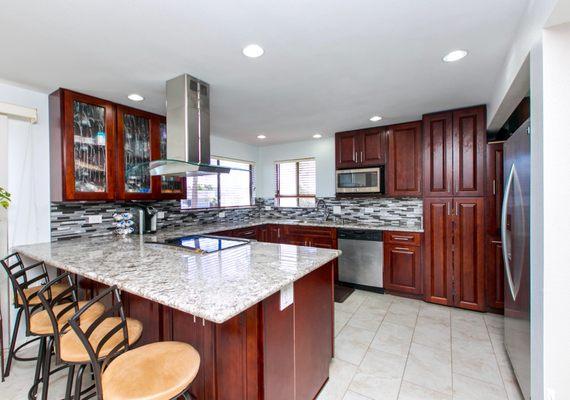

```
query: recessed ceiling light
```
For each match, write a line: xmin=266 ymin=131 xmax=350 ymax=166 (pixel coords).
xmin=442 ymin=50 xmax=468 ymax=63
xmin=127 ymin=93 xmax=144 ymax=102
xmin=313 ymin=133 xmax=323 ymax=139
xmin=369 ymin=115 xmax=383 ymax=122
xmin=242 ymin=44 xmax=264 ymax=58
xmin=257 ymin=134 xmax=266 ymax=139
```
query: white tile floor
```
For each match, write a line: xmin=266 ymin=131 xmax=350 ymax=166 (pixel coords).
xmin=318 ymin=290 xmax=525 ymax=400
xmin=0 ymin=291 xmax=525 ymax=400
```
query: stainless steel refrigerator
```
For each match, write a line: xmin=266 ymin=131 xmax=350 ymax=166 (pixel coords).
xmin=501 ymin=118 xmax=531 ymax=400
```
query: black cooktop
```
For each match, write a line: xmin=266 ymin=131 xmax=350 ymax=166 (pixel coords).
xmin=155 ymin=234 xmax=250 ymax=254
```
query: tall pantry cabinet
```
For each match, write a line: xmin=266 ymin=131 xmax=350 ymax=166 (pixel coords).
xmin=422 ymin=105 xmax=487 ymax=311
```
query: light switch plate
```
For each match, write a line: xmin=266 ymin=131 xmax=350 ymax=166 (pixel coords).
xmin=280 ymin=283 xmax=294 ymax=311
xmin=157 ymin=211 xmax=165 ymax=219
xmin=218 ymin=211 xmax=226 ymax=218
xmin=333 ymin=205 xmax=342 ymax=215
xmin=87 ymin=215 xmax=102 ymax=224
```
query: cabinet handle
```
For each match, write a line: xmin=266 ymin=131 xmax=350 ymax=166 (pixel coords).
xmin=491 ymin=240 xmax=502 ymax=244
xmin=392 ymin=235 xmax=413 ymax=241
xmin=492 ymin=179 xmax=496 ymax=196
xmin=360 ymin=151 xmax=363 ymax=162
xmin=394 ymin=247 xmax=411 ymax=251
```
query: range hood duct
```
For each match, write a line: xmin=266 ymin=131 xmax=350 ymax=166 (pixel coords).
xmin=149 ymin=74 xmax=230 ymax=177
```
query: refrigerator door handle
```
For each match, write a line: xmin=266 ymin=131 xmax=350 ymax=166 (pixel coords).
xmin=501 ymin=163 xmax=517 ymax=301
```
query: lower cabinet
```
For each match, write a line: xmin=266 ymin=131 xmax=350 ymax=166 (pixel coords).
xmin=423 ymin=197 xmax=486 ymax=311
xmin=486 ymin=237 xmax=505 ymax=311
xmin=383 ymin=231 xmax=422 ymax=295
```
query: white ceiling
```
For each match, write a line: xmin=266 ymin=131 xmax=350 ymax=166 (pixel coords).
xmin=0 ymin=0 xmax=528 ymax=145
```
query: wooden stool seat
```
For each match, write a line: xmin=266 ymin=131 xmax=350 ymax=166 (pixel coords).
xmin=102 ymin=341 xmax=200 ymax=400
xmin=29 ymin=301 xmax=105 ymax=335
xmin=17 ymin=283 xmax=70 ymax=306
xmin=60 ymin=317 xmax=143 ymax=363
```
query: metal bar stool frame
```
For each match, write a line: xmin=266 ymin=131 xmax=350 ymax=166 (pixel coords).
xmin=0 ymin=253 xmax=49 ymax=379
xmin=68 ymin=285 xmax=195 ymax=400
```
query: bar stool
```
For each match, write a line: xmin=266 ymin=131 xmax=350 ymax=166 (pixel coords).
xmin=67 ymin=285 xmax=200 ymax=400
xmin=8 ymin=268 xmax=105 ymax=400
xmin=0 ymin=253 xmax=70 ymax=379
xmin=36 ymin=273 xmax=143 ymax=400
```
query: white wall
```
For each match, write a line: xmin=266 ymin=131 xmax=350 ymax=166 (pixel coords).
xmin=488 ymin=0 xmax=558 ymax=130
xmin=210 ymin=134 xmax=259 ymax=164
xmin=538 ymin=22 xmax=570 ymax=400
xmin=257 ymin=137 xmax=335 ymax=198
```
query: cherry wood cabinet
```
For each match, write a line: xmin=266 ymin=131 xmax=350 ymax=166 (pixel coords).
xmin=486 ymin=237 xmax=505 ymax=311
xmin=453 ymin=107 xmax=486 ymax=197
xmin=50 ymin=89 xmax=186 ymax=201
xmin=153 ymin=117 xmax=187 ymax=199
xmin=423 ymin=112 xmax=453 ymax=197
xmin=50 ymin=89 xmax=117 ymax=201
xmin=486 ymin=142 xmax=504 ymax=235
xmin=387 ymin=121 xmax=422 ymax=196
xmin=423 ymin=198 xmax=454 ymax=306
xmin=453 ymin=197 xmax=485 ymax=311
xmin=335 ymin=128 xmax=387 ymax=169
xmin=423 ymin=197 xmax=485 ymax=310
xmin=423 ymin=105 xmax=486 ymax=198
xmin=116 ymin=105 xmax=160 ymax=200
xmin=383 ymin=231 xmax=422 ymax=295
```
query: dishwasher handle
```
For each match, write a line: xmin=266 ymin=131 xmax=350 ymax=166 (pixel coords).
xmin=338 ymin=229 xmax=382 ymax=241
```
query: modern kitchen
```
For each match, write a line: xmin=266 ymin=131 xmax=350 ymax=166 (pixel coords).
xmin=0 ymin=2 xmax=569 ymax=400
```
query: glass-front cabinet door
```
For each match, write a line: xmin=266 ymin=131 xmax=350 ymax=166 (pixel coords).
xmin=116 ymin=106 xmax=156 ymax=200
xmin=59 ymin=90 xmax=116 ymax=200
xmin=153 ymin=118 xmax=186 ymax=199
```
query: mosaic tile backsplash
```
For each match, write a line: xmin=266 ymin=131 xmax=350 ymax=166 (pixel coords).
xmin=51 ymin=197 xmax=422 ymax=241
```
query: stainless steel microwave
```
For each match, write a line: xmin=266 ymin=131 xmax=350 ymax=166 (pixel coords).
xmin=336 ymin=167 xmax=385 ymax=194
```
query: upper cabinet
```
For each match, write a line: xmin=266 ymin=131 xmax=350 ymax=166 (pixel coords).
xmin=50 ymin=89 xmax=117 ymax=201
xmin=116 ymin=105 xmax=158 ymax=200
xmin=386 ymin=121 xmax=422 ymax=196
xmin=423 ymin=105 xmax=486 ymax=197
xmin=154 ymin=118 xmax=187 ymax=199
xmin=50 ymin=89 xmax=186 ymax=201
xmin=335 ymin=128 xmax=387 ymax=169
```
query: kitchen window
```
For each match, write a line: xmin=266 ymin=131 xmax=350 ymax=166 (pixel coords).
xmin=181 ymin=157 xmax=254 ymax=209
xmin=275 ymin=158 xmax=316 ymax=207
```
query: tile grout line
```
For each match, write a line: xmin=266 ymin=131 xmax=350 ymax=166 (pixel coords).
xmin=483 ymin=315 xmax=511 ymax=399
xmin=394 ymin=301 xmax=420 ymax=400
xmin=340 ymin=294 xmax=394 ymax=400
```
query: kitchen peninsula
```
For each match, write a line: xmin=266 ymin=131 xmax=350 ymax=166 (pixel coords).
xmin=14 ymin=227 xmax=341 ymax=400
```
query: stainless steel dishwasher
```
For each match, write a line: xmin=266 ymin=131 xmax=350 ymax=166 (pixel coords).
xmin=338 ymin=229 xmax=383 ymax=292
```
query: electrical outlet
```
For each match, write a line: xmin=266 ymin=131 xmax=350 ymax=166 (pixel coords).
xmin=87 ymin=215 xmax=102 ymax=224
xmin=364 ymin=207 xmax=374 ymax=213
xmin=333 ymin=205 xmax=342 ymax=215
xmin=157 ymin=211 xmax=165 ymax=219
xmin=218 ymin=211 xmax=226 ymax=218
xmin=265 ymin=206 xmax=272 ymax=211
xmin=280 ymin=283 xmax=294 ymax=310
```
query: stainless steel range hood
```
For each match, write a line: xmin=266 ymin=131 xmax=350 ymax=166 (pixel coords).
xmin=149 ymin=74 xmax=230 ymax=177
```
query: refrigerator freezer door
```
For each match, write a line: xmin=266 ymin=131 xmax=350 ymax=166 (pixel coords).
xmin=502 ymin=120 xmax=531 ymax=400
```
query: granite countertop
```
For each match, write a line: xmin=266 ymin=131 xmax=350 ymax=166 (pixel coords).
xmin=14 ymin=235 xmax=341 ymax=324
xmin=152 ymin=217 xmax=422 ymax=240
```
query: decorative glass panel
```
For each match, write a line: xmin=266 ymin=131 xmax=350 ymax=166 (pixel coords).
xmin=73 ymin=101 xmax=108 ymax=192
xmin=159 ymin=122 xmax=184 ymax=193
xmin=123 ymin=114 xmax=151 ymax=193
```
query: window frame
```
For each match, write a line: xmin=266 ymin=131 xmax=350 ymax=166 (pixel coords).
xmin=275 ymin=158 xmax=316 ymax=207
xmin=181 ymin=156 xmax=255 ymax=209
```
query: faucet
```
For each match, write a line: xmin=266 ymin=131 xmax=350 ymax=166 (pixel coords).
xmin=316 ymin=199 xmax=331 ymax=222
